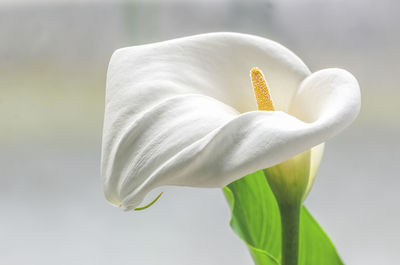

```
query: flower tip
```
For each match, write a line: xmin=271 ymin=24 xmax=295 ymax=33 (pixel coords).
xmin=134 ymin=192 xmax=164 ymax=211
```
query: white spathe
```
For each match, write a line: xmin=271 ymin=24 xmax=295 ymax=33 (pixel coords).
xmin=101 ymin=32 xmax=361 ymax=211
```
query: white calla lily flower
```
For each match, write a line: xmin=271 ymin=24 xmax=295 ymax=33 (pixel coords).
xmin=101 ymin=32 xmax=360 ymax=211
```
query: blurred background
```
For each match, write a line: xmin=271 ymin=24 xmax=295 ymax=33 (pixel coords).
xmin=1 ymin=0 xmax=399 ymax=264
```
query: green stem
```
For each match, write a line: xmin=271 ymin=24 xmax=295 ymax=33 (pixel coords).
xmin=278 ymin=203 xmax=301 ymax=265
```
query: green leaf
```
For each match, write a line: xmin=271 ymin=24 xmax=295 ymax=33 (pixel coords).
xmin=299 ymin=208 xmax=344 ymax=265
xmin=223 ymin=170 xmax=344 ymax=265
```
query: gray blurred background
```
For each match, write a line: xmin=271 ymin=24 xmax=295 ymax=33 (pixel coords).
xmin=1 ymin=0 xmax=399 ymax=264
